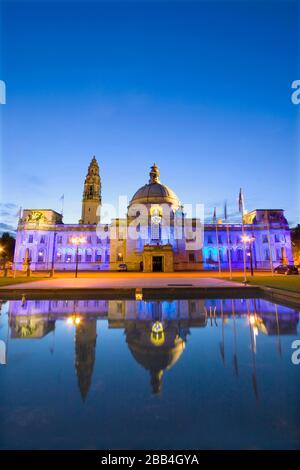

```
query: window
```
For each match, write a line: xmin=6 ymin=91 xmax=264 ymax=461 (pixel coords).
xmin=40 ymin=235 xmax=45 ymax=244
xmin=96 ymin=237 xmax=101 ymax=244
xmin=265 ymin=249 xmax=270 ymax=261
xmin=237 ymin=249 xmax=243 ymax=261
xmin=218 ymin=235 xmax=222 ymax=244
xmin=85 ymin=250 xmax=92 ymax=262
xmin=207 ymin=235 xmax=213 ymax=244
xmin=95 ymin=250 xmax=102 ymax=262
xmin=28 ymin=234 xmax=33 ymax=243
xmin=57 ymin=235 xmax=62 ymax=244
xmin=65 ymin=253 xmax=72 ymax=263
xmin=87 ymin=236 xmax=92 ymax=243
xmin=151 ymin=222 xmax=160 ymax=241
xmin=263 ymin=235 xmax=268 ymax=243
xmin=56 ymin=251 xmax=62 ymax=262
xmin=275 ymin=234 xmax=280 ymax=243
xmin=117 ymin=252 xmax=123 ymax=262
xmin=37 ymin=251 xmax=44 ymax=263
xmin=189 ymin=253 xmax=196 ymax=263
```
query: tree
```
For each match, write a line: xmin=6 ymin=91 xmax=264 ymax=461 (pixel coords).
xmin=0 ymin=232 xmax=16 ymax=261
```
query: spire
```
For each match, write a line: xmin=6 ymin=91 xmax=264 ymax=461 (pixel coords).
xmin=149 ymin=163 xmax=160 ymax=184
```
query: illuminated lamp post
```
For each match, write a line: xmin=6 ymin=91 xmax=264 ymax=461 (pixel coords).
xmin=50 ymin=232 xmax=57 ymax=278
xmin=242 ymin=235 xmax=255 ymax=276
xmin=70 ymin=236 xmax=86 ymax=278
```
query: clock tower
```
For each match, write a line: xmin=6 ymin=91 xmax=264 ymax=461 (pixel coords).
xmin=79 ymin=156 xmax=101 ymax=225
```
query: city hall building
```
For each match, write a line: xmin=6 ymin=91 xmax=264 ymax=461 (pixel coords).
xmin=13 ymin=157 xmax=294 ymax=272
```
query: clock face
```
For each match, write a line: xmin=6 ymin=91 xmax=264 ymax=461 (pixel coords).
xmin=151 ymin=215 xmax=162 ymax=225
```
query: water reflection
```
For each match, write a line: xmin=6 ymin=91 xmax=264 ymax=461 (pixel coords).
xmin=5 ymin=298 xmax=299 ymax=400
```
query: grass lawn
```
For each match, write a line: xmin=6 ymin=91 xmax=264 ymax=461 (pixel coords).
xmin=0 ymin=277 xmax=48 ymax=287
xmin=223 ymin=275 xmax=300 ymax=293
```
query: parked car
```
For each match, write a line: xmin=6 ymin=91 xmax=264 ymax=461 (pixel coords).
xmin=274 ymin=264 xmax=299 ymax=275
xmin=118 ymin=263 xmax=128 ymax=272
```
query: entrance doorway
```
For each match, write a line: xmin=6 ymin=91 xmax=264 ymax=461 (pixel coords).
xmin=152 ymin=256 xmax=163 ymax=272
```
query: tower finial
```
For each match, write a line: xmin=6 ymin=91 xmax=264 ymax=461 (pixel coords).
xmin=149 ymin=163 xmax=160 ymax=184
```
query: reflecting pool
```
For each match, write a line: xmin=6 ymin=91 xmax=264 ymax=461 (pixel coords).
xmin=0 ymin=297 xmax=299 ymax=449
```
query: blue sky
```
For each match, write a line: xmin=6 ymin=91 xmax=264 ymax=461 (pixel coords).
xmin=0 ymin=0 xmax=299 ymax=232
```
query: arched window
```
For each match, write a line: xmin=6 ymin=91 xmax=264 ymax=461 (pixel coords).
xmin=150 ymin=206 xmax=162 ymax=241
xmin=85 ymin=249 xmax=92 ymax=262
xmin=37 ymin=250 xmax=44 ymax=263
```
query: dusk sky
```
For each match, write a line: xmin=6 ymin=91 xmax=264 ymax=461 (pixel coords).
xmin=0 ymin=0 xmax=299 ymax=231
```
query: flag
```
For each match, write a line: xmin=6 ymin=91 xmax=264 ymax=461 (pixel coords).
xmin=238 ymin=188 xmax=244 ymax=215
xmin=213 ymin=207 xmax=217 ymax=223
xmin=224 ymin=200 xmax=228 ymax=221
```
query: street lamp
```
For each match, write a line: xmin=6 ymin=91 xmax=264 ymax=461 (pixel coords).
xmin=70 ymin=236 xmax=86 ymax=278
xmin=241 ymin=235 xmax=255 ymax=276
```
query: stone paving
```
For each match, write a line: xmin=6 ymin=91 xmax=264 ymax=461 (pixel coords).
xmin=1 ymin=273 xmax=243 ymax=290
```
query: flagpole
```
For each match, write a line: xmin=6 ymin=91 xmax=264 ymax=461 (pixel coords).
xmin=61 ymin=194 xmax=65 ymax=217
xmin=264 ymin=211 xmax=274 ymax=276
xmin=239 ymin=189 xmax=247 ymax=283
xmin=241 ymin=218 xmax=247 ymax=283
xmin=213 ymin=208 xmax=221 ymax=274
xmin=224 ymin=201 xmax=232 ymax=280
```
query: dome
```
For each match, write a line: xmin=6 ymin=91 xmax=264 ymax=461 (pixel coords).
xmin=129 ymin=164 xmax=180 ymax=209
xmin=125 ymin=322 xmax=185 ymax=394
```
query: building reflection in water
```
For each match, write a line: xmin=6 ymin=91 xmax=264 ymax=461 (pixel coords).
xmin=8 ymin=298 xmax=300 ymax=399
xmin=75 ymin=319 xmax=97 ymax=401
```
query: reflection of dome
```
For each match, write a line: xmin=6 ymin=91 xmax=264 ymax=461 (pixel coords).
xmin=129 ymin=164 xmax=180 ymax=209
xmin=125 ymin=321 xmax=185 ymax=394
